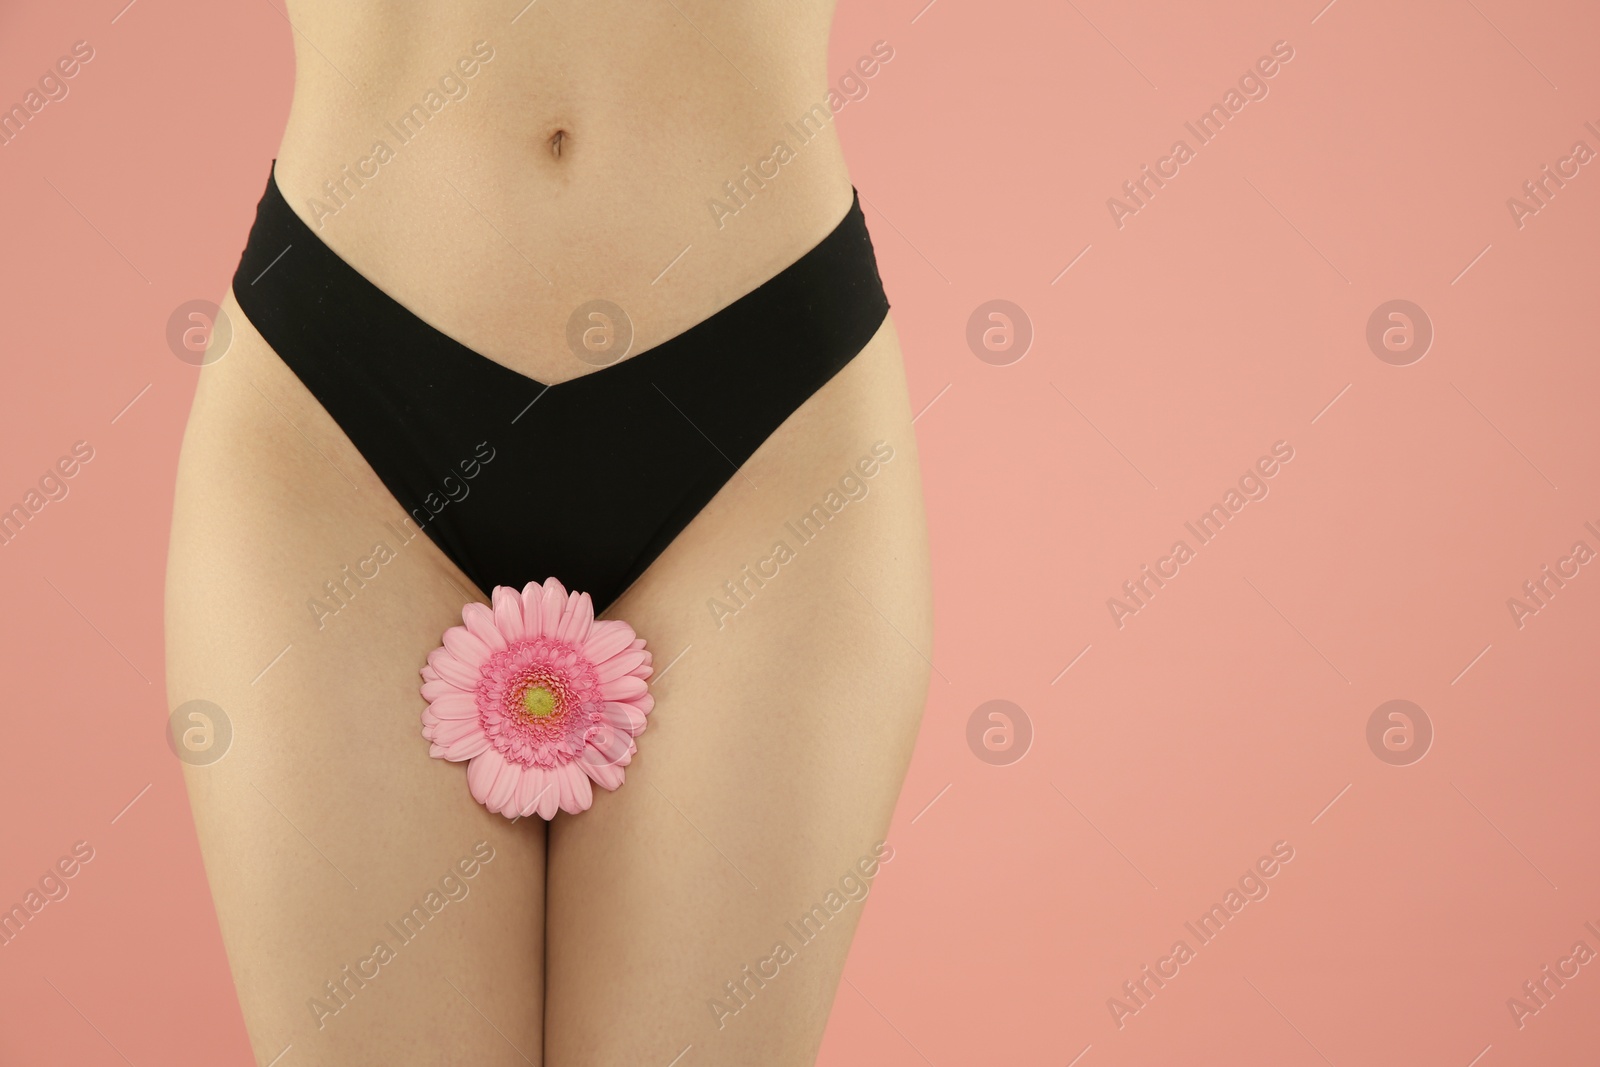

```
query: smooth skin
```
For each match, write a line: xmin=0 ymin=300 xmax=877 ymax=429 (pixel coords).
xmin=166 ymin=1 xmax=930 ymax=1064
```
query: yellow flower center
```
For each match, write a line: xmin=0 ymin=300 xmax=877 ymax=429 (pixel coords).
xmin=522 ymin=685 xmax=557 ymax=719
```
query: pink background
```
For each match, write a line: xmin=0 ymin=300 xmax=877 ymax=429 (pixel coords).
xmin=3 ymin=0 xmax=1599 ymax=1063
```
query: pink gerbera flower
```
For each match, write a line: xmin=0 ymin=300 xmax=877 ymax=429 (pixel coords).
xmin=419 ymin=578 xmax=653 ymax=819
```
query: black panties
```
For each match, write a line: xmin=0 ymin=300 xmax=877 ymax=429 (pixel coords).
xmin=232 ymin=165 xmax=889 ymax=611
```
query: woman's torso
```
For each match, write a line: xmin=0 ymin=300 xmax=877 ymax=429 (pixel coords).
xmin=273 ymin=0 xmax=856 ymax=385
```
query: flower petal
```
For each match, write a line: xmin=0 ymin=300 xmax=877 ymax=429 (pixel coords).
xmin=427 ymin=647 xmax=481 ymax=691
xmin=600 ymin=674 xmax=648 ymax=702
xmin=461 ymin=602 xmax=507 ymax=653
xmin=441 ymin=626 xmax=492 ymax=671
xmin=424 ymin=715 xmax=481 ymax=745
xmin=558 ymin=761 xmax=593 ymax=814
xmin=602 ymin=701 xmax=648 ymax=735
xmin=439 ymin=731 xmax=490 ymax=761
xmin=424 ymin=692 xmax=477 ymax=721
xmin=579 ymin=746 xmax=626 ymax=790
xmin=421 ymin=677 xmax=467 ymax=702
xmin=487 ymin=760 xmax=520 ymax=814
xmin=552 ymin=762 xmax=575 ymax=812
xmin=557 ymin=591 xmax=595 ymax=646
xmin=492 ymin=586 xmax=526 ymax=642
xmin=595 ymin=649 xmax=649 ymax=683
xmin=515 ymin=765 xmax=553 ymax=818
xmin=588 ymin=722 xmax=634 ymax=765
xmin=466 ymin=750 xmax=507 ymax=805
xmin=535 ymin=776 xmax=561 ymax=819
xmin=540 ymin=577 xmax=565 ymax=636
xmin=521 ymin=582 xmax=547 ymax=637
xmin=583 ymin=620 xmax=636 ymax=664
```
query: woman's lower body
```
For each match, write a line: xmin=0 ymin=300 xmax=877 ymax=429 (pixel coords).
xmin=165 ymin=172 xmax=931 ymax=1064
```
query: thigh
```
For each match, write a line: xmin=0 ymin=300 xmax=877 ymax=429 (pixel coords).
xmin=165 ymin=293 xmax=545 ymax=1066
xmin=543 ymin=320 xmax=932 ymax=1066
